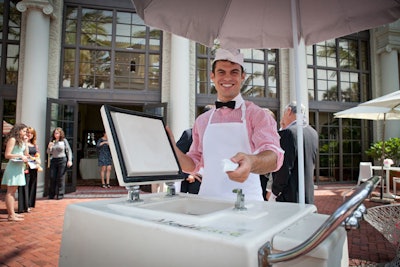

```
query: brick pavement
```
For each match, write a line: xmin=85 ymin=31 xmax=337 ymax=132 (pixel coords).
xmin=0 ymin=184 xmax=397 ymax=267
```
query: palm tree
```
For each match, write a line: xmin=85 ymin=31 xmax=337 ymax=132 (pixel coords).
xmin=64 ymin=8 xmax=113 ymax=88
xmin=316 ymin=39 xmax=361 ymax=102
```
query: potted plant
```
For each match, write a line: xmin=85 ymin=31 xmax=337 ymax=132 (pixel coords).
xmin=366 ymin=137 xmax=400 ymax=165
xmin=365 ymin=137 xmax=400 ymax=191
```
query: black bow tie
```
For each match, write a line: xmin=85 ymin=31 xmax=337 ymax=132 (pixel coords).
xmin=215 ymin=101 xmax=235 ymax=109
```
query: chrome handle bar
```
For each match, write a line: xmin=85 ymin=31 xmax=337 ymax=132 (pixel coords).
xmin=258 ymin=176 xmax=380 ymax=267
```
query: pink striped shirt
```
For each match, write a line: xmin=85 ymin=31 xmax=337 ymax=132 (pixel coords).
xmin=186 ymin=97 xmax=284 ymax=173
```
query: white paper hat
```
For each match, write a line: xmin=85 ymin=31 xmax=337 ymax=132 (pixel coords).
xmin=213 ymin=48 xmax=244 ymax=67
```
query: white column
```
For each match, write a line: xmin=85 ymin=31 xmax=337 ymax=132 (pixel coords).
xmin=17 ymin=0 xmax=54 ymax=197
xmin=381 ymin=46 xmax=399 ymax=95
xmin=380 ymin=45 xmax=400 ymax=139
xmin=170 ymin=35 xmax=190 ymax=137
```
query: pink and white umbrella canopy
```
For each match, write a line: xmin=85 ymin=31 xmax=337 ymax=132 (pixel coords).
xmin=132 ymin=0 xmax=400 ymax=49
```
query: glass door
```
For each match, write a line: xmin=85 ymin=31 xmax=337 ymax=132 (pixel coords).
xmin=44 ymin=98 xmax=78 ymax=195
xmin=143 ymin=102 xmax=168 ymax=123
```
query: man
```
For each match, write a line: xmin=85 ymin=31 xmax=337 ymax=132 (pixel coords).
xmin=260 ymin=108 xmax=277 ymax=201
xmin=269 ymin=101 xmax=318 ymax=204
xmin=176 ymin=105 xmax=214 ymax=194
xmin=168 ymin=48 xmax=283 ymax=201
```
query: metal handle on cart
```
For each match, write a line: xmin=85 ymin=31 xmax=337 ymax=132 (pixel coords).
xmin=258 ymin=176 xmax=380 ymax=267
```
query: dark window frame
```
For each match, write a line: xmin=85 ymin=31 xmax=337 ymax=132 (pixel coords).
xmin=60 ymin=2 xmax=163 ymax=103
xmin=308 ymin=31 xmax=372 ymax=184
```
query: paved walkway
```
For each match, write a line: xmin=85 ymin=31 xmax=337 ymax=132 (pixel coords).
xmin=0 ymin=183 xmax=397 ymax=266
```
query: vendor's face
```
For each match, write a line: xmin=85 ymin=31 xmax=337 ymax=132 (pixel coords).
xmin=211 ymin=61 xmax=245 ymax=102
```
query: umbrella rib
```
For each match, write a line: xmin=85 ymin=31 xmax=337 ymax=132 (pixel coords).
xmin=216 ymin=0 xmax=233 ymax=41
xmin=293 ymin=0 xmax=303 ymax=42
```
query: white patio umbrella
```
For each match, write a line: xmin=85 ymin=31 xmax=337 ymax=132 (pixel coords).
xmin=334 ymin=91 xmax=400 ymax=198
xmin=360 ymin=90 xmax=400 ymax=110
xmin=132 ymin=0 xmax=400 ymax=203
xmin=334 ymin=103 xmax=400 ymax=164
xmin=335 ymin=91 xmax=400 ymax=146
xmin=334 ymin=105 xmax=400 ymax=121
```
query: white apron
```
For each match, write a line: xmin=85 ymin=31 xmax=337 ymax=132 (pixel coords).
xmin=199 ymin=104 xmax=263 ymax=201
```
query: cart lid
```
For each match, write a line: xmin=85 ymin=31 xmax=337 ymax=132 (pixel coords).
xmin=100 ymin=105 xmax=184 ymax=187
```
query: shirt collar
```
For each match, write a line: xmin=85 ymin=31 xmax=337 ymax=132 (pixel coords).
xmin=284 ymin=118 xmax=308 ymax=129
xmin=217 ymin=94 xmax=244 ymax=109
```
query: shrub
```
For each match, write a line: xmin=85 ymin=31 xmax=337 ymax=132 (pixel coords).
xmin=365 ymin=137 xmax=400 ymax=166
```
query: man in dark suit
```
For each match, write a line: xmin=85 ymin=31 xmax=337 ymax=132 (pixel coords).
xmin=176 ymin=128 xmax=202 ymax=194
xmin=260 ymin=108 xmax=276 ymax=201
xmin=176 ymin=105 xmax=213 ymax=194
xmin=269 ymin=101 xmax=318 ymax=204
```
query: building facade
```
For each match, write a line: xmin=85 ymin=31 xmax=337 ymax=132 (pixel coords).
xmin=1 ymin=0 xmax=399 ymax=197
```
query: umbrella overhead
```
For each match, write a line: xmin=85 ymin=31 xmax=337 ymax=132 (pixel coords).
xmin=132 ymin=0 xmax=400 ymax=49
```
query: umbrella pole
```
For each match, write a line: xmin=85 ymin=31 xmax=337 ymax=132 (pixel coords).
xmin=380 ymin=114 xmax=387 ymax=199
xmin=291 ymin=0 xmax=305 ymax=204
xmin=370 ymin=115 xmax=393 ymax=204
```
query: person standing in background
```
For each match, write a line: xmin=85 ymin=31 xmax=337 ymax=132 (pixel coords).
xmin=97 ymin=131 xmax=113 ymax=188
xmin=269 ymin=101 xmax=318 ymax=204
xmin=176 ymin=128 xmax=203 ymax=194
xmin=47 ymin=127 xmax=73 ymax=200
xmin=17 ymin=134 xmax=30 ymax=213
xmin=18 ymin=127 xmax=42 ymax=212
xmin=1 ymin=123 xmax=29 ymax=221
xmin=176 ymin=105 xmax=213 ymax=194
xmin=260 ymin=108 xmax=277 ymax=201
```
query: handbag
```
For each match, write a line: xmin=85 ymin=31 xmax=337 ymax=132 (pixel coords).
xmin=64 ymin=139 xmax=73 ymax=164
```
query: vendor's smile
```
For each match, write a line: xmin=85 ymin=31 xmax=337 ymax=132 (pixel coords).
xmin=221 ymin=83 xmax=234 ymax=88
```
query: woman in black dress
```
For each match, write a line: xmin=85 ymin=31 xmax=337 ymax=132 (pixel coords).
xmin=97 ymin=132 xmax=113 ymax=188
xmin=18 ymin=127 xmax=43 ymax=212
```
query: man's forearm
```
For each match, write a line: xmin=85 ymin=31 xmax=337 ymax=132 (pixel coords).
xmin=173 ymin=143 xmax=196 ymax=173
xmin=249 ymin=150 xmax=277 ymax=174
